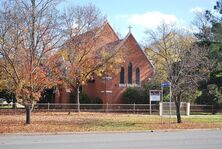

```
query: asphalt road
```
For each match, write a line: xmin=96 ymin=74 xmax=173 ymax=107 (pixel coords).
xmin=0 ymin=130 xmax=222 ymax=149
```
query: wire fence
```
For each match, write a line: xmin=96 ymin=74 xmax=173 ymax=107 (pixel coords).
xmin=34 ymin=103 xmax=160 ymax=114
xmin=0 ymin=103 xmax=160 ymax=114
xmin=190 ymin=104 xmax=222 ymax=115
xmin=0 ymin=103 xmax=222 ymax=115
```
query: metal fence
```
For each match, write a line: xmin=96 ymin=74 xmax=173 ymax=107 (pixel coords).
xmin=33 ymin=103 xmax=160 ymax=114
xmin=0 ymin=103 xmax=159 ymax=114
xmin=1 ymin=103 xmax=222 ymax=115
xmin=190 ymin=104 xmax=222 ymax=115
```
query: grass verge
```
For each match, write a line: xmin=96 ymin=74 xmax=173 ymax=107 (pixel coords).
xmin=0 ymin=112 xmax=222 ymax=133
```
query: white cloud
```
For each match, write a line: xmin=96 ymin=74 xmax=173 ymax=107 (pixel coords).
xmin=115 ymin=11 xmax=185 ymax=30
xmin=190 ymin=7 xmax=205 ymax=13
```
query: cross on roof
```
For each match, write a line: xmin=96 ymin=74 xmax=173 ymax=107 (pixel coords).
xmin=128 ymin=25 xmax=132 ymax=33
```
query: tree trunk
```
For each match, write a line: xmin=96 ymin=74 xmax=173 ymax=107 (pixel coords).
xmin=12 ymin=98 xmax=16 ymax=109
xmin=25 ymin=105 xmax=31 ymax=124
xmin=175 ymin=96 xmax=182 ymax=123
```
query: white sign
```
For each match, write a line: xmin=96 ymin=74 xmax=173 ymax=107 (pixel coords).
xmin=149 ymin=90 xmax=161 ymax=101
xmin=150 ymin=94 xmax=160 ymax=101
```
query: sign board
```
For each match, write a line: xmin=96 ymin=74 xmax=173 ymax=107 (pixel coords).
xmin=150 ymin=94 xmax=160 ymax=101
xmin=149 ymin=90 xmax=161 ymax=101
xmin=161 ymin=81 xmax=171 ymax=87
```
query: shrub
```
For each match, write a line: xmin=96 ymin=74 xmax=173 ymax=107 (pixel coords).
xmin=122 ymin=87 xmax=148 ymax=104
xmin=92 ymin=96 xmax=103 ymax=104
xmin=69 ymin=91 xmax=76 ymax=103
xmin=143 ymin=81 xmax=161 ymax=91
xmin=80 ymin=93 xmax=91 ymax=104
xmin=80 ymin=93 xmax=103 ymax=104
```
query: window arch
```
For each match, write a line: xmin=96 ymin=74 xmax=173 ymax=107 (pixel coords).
xmin=120 ymin=67 xmax=125 ymax=84
xmin=128 ymin=62 xmax=132 ymax=84
xmin=136 ymin=67 xmax=140 ymax=84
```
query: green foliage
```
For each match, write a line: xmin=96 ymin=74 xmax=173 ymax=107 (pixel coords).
xmin=122 ymin=87 xmax=148 ymax=104
xmin=163 ymin=93 xmax=170 ymax=102
xmin=142 ymin=81 xmax=161 ymax=91
xmin=93 ymin=96 xmax=103 ymax=104
xmin=39 ymin=88 xmax=56 ymax=103
xmin=212 ymin=23 xmax=222 ymax=39
xmin=0 ymin=89 xmax=15 ymax=103
xmin=196 ymin=88 xmax=220 ymax=105
xmin=208 ymin=23 xmax=222 ymax=67
xmin=208 ymin=84 xmax=222 ymax=105
xmin=69 ymin=91 xmax=76 ymax=103
xmin=179 ymin=88 xmax=202 ymax=103
xmin=195 ymin=2 xmax=222 ymax=106
xmin=80 ymin=92 xmax=103 ymax=104
xmin=196 ymin=71 xmax=222 ymax=105
xmin=80 ymin=93 xmax=91 ymax=104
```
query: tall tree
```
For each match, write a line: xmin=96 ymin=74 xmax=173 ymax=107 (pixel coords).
xmin=192 ymin=11 xmax=212 ymax=46
xmin=0 ymin=0 xmax=63 ymax=124
xmin=193 ymin=0 xmax=222 ymax=107
xmin=59 ymin=4 xmax=124 ymax=112
xmin=145 ymin=22 xmax=210 ymax=123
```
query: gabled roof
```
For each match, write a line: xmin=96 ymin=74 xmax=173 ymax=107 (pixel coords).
xmin=66 ymin=21 xmax=119 ymax=48
xmin=101 ymin=21 xmax=119 ymax=40
xmin=127 ymin=33 xmax=155 ymax=69
xmin=112 ymin=31 xmax=154 ymax=69
xmin=69 ymin=21 xmax=119 ymax=40
xmin=63 ymin=20 xmax=154 ymax=70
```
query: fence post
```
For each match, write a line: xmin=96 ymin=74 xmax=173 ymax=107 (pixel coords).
xmin=48 ymin=102 xmax=50 ymax=112
xmin=133 ymin=103 xmax=135 ymax=114
xmin=159 ymin=102 xmax=163 ymax=116
xmin=186 ymin=102 xmax=190 ymax=116
xmin=150 ymin=101 xmax=152 ymax=115
xmin=159 ymin=102 xmax=163 ymax=125
xmin=106 ymin=102 xmax=108 ymax=113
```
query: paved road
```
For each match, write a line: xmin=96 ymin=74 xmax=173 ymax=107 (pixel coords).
xmin=0 ymin=130 xmax=222 ymax=149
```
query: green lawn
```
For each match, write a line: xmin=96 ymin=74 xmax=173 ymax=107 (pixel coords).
xmin=0 ymin=105 xmax=12 ymax=109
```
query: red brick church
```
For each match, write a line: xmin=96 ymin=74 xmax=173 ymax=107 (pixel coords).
xmin=55 ymin=22 xmax=154 ymax=104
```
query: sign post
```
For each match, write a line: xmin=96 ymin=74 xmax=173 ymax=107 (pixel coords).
xmin=161 ymin=81 xmax=172 ymax=127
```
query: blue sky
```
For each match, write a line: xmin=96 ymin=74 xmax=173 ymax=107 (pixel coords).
xmin=59 ymin=0 xmax=215 ymax=43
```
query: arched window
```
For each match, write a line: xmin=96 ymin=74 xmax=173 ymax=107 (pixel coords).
xmin=128 ymin=62 xmax=132 ymax=84
xmin=120 ymin=67 xmax=125 ymax=84
xmin=136 ymin=67 xmax=140 ymax=84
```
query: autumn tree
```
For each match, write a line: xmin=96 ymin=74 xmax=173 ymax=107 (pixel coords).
xmin=145 ymin=22 xmax=211 ymax=123
xmin=59 ymin=4 xmax=124 ymax=112
xmin=0 ymin=0 xmax=63 ymax=124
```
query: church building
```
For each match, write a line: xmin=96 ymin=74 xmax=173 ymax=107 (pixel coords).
xmin=55 ymin=22 xmax=154 ymax=104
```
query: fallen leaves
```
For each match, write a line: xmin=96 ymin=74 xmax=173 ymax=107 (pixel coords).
xmin=0 ymin=112 xmax=221 ymax=133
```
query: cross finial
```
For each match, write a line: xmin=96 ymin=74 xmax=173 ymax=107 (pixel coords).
xmin=128 ymin=25 xmax=132 ymax=33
